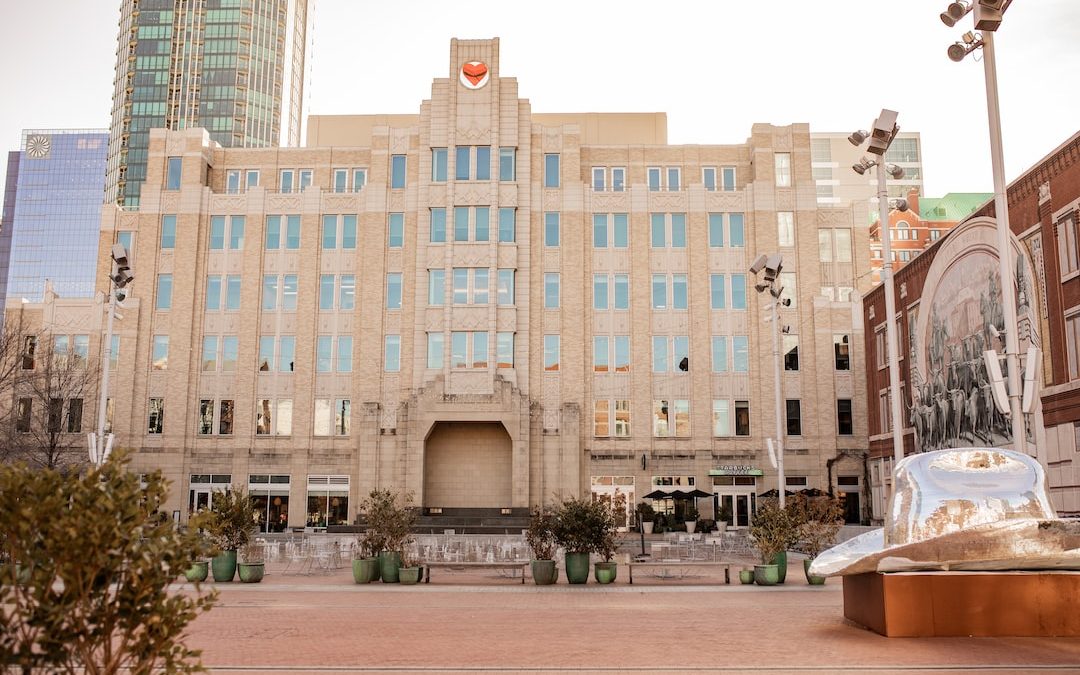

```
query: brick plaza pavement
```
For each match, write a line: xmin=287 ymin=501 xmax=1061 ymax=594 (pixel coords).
xmin=181 ymin=560 xmax=1080 ymax=674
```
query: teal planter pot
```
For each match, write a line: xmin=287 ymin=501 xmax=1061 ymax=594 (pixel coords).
xmin=771 ymin=550 xmax=788 ymax=584
xmin=398 ymin=567 xmax=421 ymax=585
xmin=184 ymin=561 xmax=209 ymax=583
xmin=379 ymin=551 xmax=402 ymax=583
xmin=754 ymin=564 xmax=779 ymax=586
xmin=804 ymin=558 xmax=827 ymax=585
xmin=352 ymin=557 xmax=380 ymax=584
xmin=593 ymin=561 xmax=618 ymax=584
xmin=531 ymin=560 xmax=558 ymax=585
xmin=564 ymin=552 xmax=590 ymax=584
xmin=238 ymin=562 xmax=264 ymax=583
xmin=739 ymin=569 xmax=755 ymax=584
xmin=211 ymin=551 xmax=237 ymax=582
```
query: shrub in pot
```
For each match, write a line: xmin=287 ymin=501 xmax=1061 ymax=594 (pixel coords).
xmin=526 ymin=505 xmax=559 ymax=585
xmin=717 ymin=504 xmax=733 ymax=532
xmin=684 ymin=506 xmax=700 ymax=533
xmin=790 ymin=493 xmax=844 ymax=585
xmin=592 ymin=503 xmax=620 ymax=585
xmin=551 ymin=497 xmax=619 ymax=585
xmin=237 ymin=542 xmax=265 ymax=583
xmin=207 ymin=488 xmax=256 ymax=582
xmin=352 ymin=526 xmax=383 ymax=584
xmin=397 ymin=550 xmax=422 ymax=585
xmin=749 ymin=497 xmax=797 ymax=586
xmin=361 ymin=488 xmax=417 ymax=584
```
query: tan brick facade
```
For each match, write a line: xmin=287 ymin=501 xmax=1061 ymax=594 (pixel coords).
xmin=88 ymin=39 xmax=871 ymax=528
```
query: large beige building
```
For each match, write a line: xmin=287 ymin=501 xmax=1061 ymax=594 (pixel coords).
xmin=90 ymin=39 xmax=872 ymax=531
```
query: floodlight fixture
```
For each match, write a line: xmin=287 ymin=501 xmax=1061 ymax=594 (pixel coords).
xmin=755 ymin=282 xmax=769 ymax=293
xmin=886 ymin=164 xmax=905 ymax=180
xmin=948 ymin=36 xmax=982 ymax=61
xmin=891 ymin=198 xmax=909 ymax=213
xmin=848 ymin=130 xmax=870 ymax=147
xmin=939 ymin=1 xmax=971 ymax=27
xmin=852 ymin=157 xmax=876 ymax=176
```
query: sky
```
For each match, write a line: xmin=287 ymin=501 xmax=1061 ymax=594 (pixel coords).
xmin=0 ymin=0 xmax=1077 ymax=197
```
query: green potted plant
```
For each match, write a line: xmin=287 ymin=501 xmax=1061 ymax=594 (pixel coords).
xmin=361 ymin=488 xmax=417 ymax=583
xmin=237 ymin=542 xmax=265 ymax=583
xmin=207 ymin=488 xmax=256 ymax=582
xmin=526 ymin=505 xmax=559 ymax=585
xmin=748 ymin=497 xmax=797 ymax=586
xmin=684 ymin=505 xmax=700 ymax=534
xmin=635 ymin=502 xmax=655 ymax=534
xmin=183 ymin=519 xmax=213 ymax=583
xmin=739 ymin=568 xmax=755 ymax=584
xmin=592 ymin=502 xmax=619 ymax=585
xmin=397 ymin=549 xmax=422 ymax=585
xmin=791 ymin=494 xmax=844 ymax=585
xmin=551 ymin=497 xmax=619 ymax=584
xmin=352 ymin=525 xmax=384 ymax=584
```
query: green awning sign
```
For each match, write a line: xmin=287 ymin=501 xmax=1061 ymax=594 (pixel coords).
xmin=709 ymin=466 xmax=763 ymax=476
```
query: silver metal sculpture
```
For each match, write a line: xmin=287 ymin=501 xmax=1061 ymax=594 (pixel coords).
xmin=809 ymin=448 xmax=1080 ymax=577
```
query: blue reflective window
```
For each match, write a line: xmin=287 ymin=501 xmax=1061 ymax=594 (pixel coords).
xmin=651 ymin=214 xmax=666 ymax=248
xmin=156 ymin=274 xmax=172 ymax=310
xmin=388 ymin=213 xmax=404 ymax=248
xmin=210 ymin=216 xmax=225 ymax=250
xmin=544 ymin=154 xmax=560 ymax=188
xmin=322 ymin=215 xmax=336 ymax=249
xmin=733 ymin=336 xmax=749 ymax=372
xmin=206 ymin=275 xmax=221 ymax=310
xmin=161 ymin=215 xmax=177 ymax=249
xmin=391 ymin=155 xmax=406 ymax=188
xmin=709 ymin=213 xmax=724 ymax=247
xmin=474 ymin=208 xmax=489 ymax=242
xmin=593 ymin=214 xmax=607 ymax=248
xmin=499 ymin=208 xmax=515 ymax=243
xmin=712 ymin=337 xmax=728 ymax=372
xmin=342 ymin=215 xmax=356 ymax=249
xmin=285 ymin=215 xmax=300 ymax=249
xmin=731 ymin=274 xmax=747 ymax=310
xmin=476 ymin=147 xmax=491 ymax=181
xmin=432 ymin=148 xmax=447 ymax=182
xmin=165 ymin=157 xmax=182 ymax=190
xmin=613 ymin=214 xmax=628 ymax=248
xmin=430 ymin=208 xmax=446 ymax=243
xmin=729 ymin=213 xmax=745 ymax=247
xmin=545 ymin=212 xmax=560 ymax=247
xmin=265 ymin=216 xmax=281 ymax=250
xmin=711 ymin=274 xmax=726 ymax=309
xmin=225 ymin=276 xmax=241 ymax=310
xmin=229 ymin=216 xmax=244 ymax=249
xmin=455 ymin=147 xmax=470 ymax=181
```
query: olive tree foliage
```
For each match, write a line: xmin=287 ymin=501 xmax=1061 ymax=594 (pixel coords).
xmin=0 ymin=450 xmax=218 ymax=674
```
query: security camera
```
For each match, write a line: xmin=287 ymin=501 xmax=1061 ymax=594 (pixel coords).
xmin=115 ymin=289 xmax=127 ymax=302
xmin=749 ymin=254 xmax=768 ymax=275
xmin=867 ymin=109 xmax=899 ymax=156
xmin=764 ymin=254 xmax=783 ymax=280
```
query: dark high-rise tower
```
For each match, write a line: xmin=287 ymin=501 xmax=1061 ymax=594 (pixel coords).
xmin=105 ymin=0 xmax=308 ymax=207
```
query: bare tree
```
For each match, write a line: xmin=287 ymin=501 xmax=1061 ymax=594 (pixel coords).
xmin=2 ymin=329 xmax=98 ymax=472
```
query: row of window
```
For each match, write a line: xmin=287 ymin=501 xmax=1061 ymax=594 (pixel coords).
xmin=123 ymin=394 xmax=855 ymax=440
xmin=167 ymin=151 xmax=789 ymax=197
xmin=592 ymin=397 xmax=854 ymax=439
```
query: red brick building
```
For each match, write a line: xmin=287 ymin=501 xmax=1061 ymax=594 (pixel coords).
xmin=863 ymin=130 xmax=1080 ymax=520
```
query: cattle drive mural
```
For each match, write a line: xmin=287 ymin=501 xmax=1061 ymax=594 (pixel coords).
xmin=909 ymin=218 xmax=1042 ymax=453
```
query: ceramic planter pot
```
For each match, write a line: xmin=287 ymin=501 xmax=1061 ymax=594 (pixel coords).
xmin=642 ymin=521 xmax=654 ymax=534
xmin=754 ymin=564 xmax=779 ymax=586
xmin=238 ymin=562 xmax=264 ymax=583
xmin=564 ymin=552 xmax=590 ymax=584
xmin=804 ymin=558 xmax=826 ymax=585
xmin=531 ymin=559 xmax=558 ymax=585
xmin=211 ymin=550 xmax=237 ymax=582
xmin=593 ymin=561 xmax=618 ymax=584
xmin=398 ymin=567 xmax=421 ymax=585
xmin=184 ymin=561 xmax=209 ymax=583
xmin=770 ymin=550 xmax=788 ymax=584
xmin=739 ymin=569 xmax=755 ymax=584
xmin=685 ymin=521 xmax=697 ymax=534
xmin=352 ymin=557 xmax=380 ymax=584
xmin=379 ymin=551 xmax=402 ymax=583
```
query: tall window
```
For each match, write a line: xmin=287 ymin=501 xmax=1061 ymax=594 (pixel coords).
xmin=712 ymin=400 xmax=730 ymax=437
xmin=427 ymin=332 xmax=444 ymax=369
xmin=735 ymin=400 xmax=750 ymax=436
xmin=156 ymin=275 xmax=172 ymax=310
xmin=837 ymin=399 xmax=854 ymax=435
xmin=544 ymin=335 xmax=560 ymax=371
xmin=385 ymin=335 xmax=401 ymax=372
xmin=783 ymin=335 xmax=799 ymax=371
xmin=650 ymin=213 xmax=686 ymax=248
xmin=497 ymin=332 xmax=514 ymax=369
xmin=711 ymin=337 xmax=728 ymax=372
xmin=497 ymin=269 xmax=515 ymax=305
xmin=391 ymin=155 xmax=406 ymax=189
xmin=834 ymin=334 xmax=851 ymax=370
xmin=1066 ymin=313 xmax=1080 ymax=381
xmin=165 ymin=157 xmax=182 ymax=190
xmin=322 ymin=215 xmax=357 ymax=250
xmin=152 ymin=335 xmax=169 ymax=370
xmin=161 ymin=214 xmax=176 ymax=249
xmin=386 ymin=273 xmax=402 ymax=309
xmin=544 ymin=154 xmax=560 ymax=188
xmin=428 ymin=270 xmax=445 ymax=306
xmin=432 ymin=148 xmax=447 ymax=182
xmin=545 ymin=212 xmax=560 ymax=247
xmin=710 ymin=274 xmax=726 ymax=309
xmin=703 ymin=167 xmax=717 ymax=191
xmin=786 ymin=400 xmax=802 ymax=435
xmin=774 ymin=153 xmax=791 ymax=187
xmin=499 ymin=147 xmax=516 ymax=181
xmin=430 ymin=208 xmax=446 ymax=243
xmin=1058 ymin=213 xmax=1079 ymax=277
xmin=721 ymin=166 xmax=737 ymax=191
xmin=544 ymin=273 xmax=560 ymax=309
xmin=498 ymin=208 xmax=516 ymax=242
xmin=256 ymin=399 xmax=292 ymax=436
xmin=594 ymin=213 xmax=629 ymax=248
xmin=729 ymin=213 xmax=745 ymax=247
xmin=148 ymin=398 xmax=165 ymax=434
xmin=732 ymin=336 xmax=749 ymax=372
xmin=730 ymin=274 xmax=747 ymax=310
xmin=265 ymin=215 xmax=300 ymax=250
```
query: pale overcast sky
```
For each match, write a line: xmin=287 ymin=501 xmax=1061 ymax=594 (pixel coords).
xmin=0 ymin=0 xmax=1076 ymax=197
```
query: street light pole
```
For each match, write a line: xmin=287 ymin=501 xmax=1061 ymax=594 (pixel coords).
xmin=876 ymin=160 xmax=906 ymax=468
xmin=769 ymin=291 xmax=786 ymax=508
xmin=981 ymin=30 xmax=1026 ymax=454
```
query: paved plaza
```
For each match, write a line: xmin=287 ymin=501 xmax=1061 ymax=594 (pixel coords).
xmin=182 ymin=559 xmax=1080 ymax=674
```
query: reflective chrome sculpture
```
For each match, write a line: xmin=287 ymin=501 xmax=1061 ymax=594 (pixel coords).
xmin=809 ymin=448 xmax=1080 ymax=577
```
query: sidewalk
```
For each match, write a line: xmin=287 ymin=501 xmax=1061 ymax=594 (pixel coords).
xmin=182 ymin=560 xmax=1080 ymax=674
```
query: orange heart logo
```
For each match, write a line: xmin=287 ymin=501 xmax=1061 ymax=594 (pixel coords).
xmin=460 ymin=61 xmax=489 ymax=89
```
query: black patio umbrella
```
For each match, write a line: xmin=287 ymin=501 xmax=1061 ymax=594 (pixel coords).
xmin=758 ymin=488 xmax=796 ymax=499
xmin=667 ymin=490 xmax=691 ymax=500
xmin=798 ymin=487 xmax=827 ymax=497
xmin=643 ymin=489 xmax=672 ymax=500
xmin=685 ymin=489 xmax=712 ymax=499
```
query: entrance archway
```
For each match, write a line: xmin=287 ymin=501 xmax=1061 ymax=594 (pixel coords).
xmin=423 ymin=422 xmax=512 ymax=508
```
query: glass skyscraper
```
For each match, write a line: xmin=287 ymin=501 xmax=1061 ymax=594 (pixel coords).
xmin=105 ymin=0 xmax=309 ymax=207
xmin=1 ymin=130 xmax=109 ymax=305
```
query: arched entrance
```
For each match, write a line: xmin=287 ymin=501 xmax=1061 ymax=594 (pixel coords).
xmin=423 ymin=421 xmax=512 ymax=508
